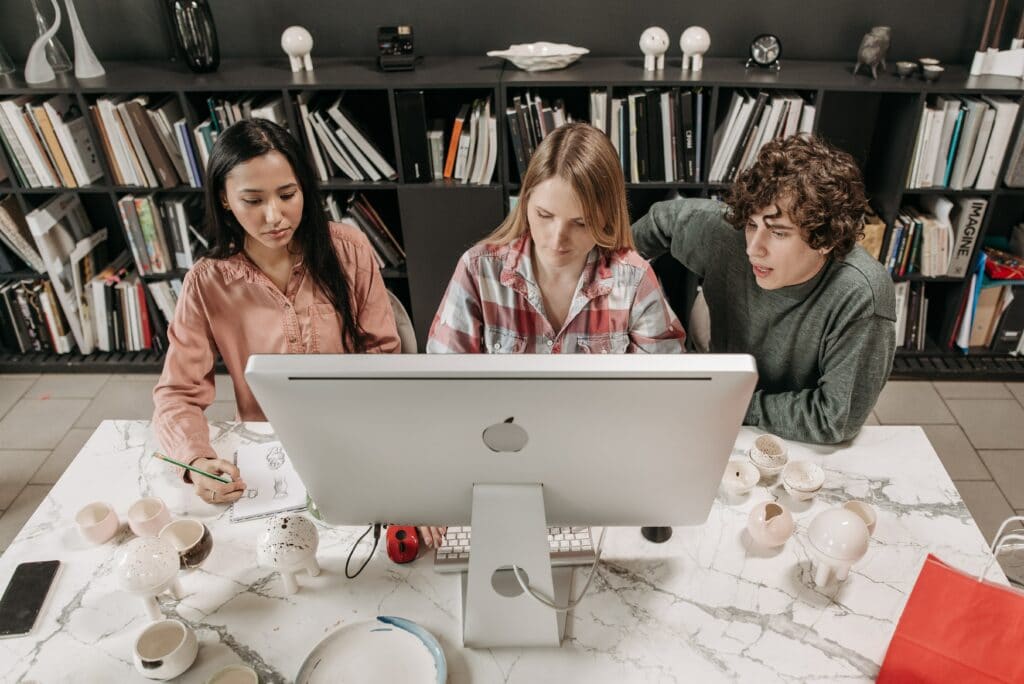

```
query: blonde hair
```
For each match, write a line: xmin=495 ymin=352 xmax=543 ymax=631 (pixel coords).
xmin=485 ymin=122 xmax=633 ymax=251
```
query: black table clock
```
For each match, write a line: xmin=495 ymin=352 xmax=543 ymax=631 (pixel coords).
xmin=747 ymin=33 xmax=782 ymax=71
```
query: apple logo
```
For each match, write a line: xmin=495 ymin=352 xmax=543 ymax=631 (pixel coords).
xmin=482 ymin=417 xmax=529 ymax=453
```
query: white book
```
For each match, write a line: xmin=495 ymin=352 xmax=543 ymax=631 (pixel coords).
xmin=470 ymin=100 xmax=492 ymax=185
xmin=627 ymin=93 xmax=642 ymax=182
xmin=956 ymin=273 xmax=978 ymax=350
xmin=329 ymin=117 xmax=381 ymax=181
xmin=963 ymin=106 xmax=996 ymax=189
xmin=0 ymin=99 xmax=41 ymax=187
xmin=745 ymin=104 xmax=774 ymax=171
xmin=458 ymin=101 xmax=480 ymax=183
xmin=296 ymin=97 xmax=328 ymax=183
xmin=480 ymin=113 xmax=498 ymax=185
xmin=43 ymin=95 xmax=101 ymax=186
xmin=918 ymin=107 xmax=943 ymax=188
xmin=192 ymin=124 xmax=210 ymax=176
xmin=609 ymin=98 xmax=623 ymax=158
xmin=931 ymin=97 xmax=962 ymax=187
xmin=97 ymin=98 xmax=139 ymax=186
xmin=907 ymin=101 xmax=929 ymax=188
xmin=310 ymin=112 xmax=363 ymax=180
xmin=0 ymin=97 xmax=54 ymax=186
xmin=976 ymin=96 xmax=1020 ymax=190
xmin=713 ymin=95 xmax=754 ymax=183
xmin=949 ymin=97 xmax=988 ymax=190
xmin=710 ymin=92 xmax=743 ymax=176
xmin=760 ymin=97 xmax=785 ymax=148
xmin=660 ymin=91 xmax=674 ymax=181
xmin=427 ymin=130 xmax=444 ymax=180
xmin=590 ymin=89 xmax=607 ymax=133
xmin=90 ymin=276 xmax=109 ymax=352
xmin=781 ymin=92 xmax=804 ymax=139
xmin=249 ymin=97 xmax=286 ymax=126
xmin=116 ymin=101 xmax=159 ymax=188
xmin=893 ymin=281 xmax=909 ymax=347
xmin=327 ymin=103 xmax=397 ymax=180
xmin=797 ymin=103 xmax=815 ymax=135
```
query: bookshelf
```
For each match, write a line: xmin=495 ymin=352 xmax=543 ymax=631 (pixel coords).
xmin=2 ymin=56 xmax=1024 ymax=378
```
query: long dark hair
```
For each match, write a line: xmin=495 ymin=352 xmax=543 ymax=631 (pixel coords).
xmin=203 ymin=118 xmax=367 ymax=352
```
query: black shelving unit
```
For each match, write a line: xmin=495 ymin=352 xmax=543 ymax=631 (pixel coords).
xmin=2 ymin=57 xmax=1024 ymax=377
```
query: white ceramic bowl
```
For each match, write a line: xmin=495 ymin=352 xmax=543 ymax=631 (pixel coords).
xmin=115 ymin=536 xmax=180 ymax=595
xmin=781 ymin=461 xmax=825 ymax=500
xmin=746 ymin=501 xmax=795 ymax=547
xmin=721 ymin=459 xmax=760 ymax=496
xmin=75 ymin=501 xmax=120 ymax=545
xmin=486 ymin=42 xmax=589 ymax=71
xmin=133 ymin=619 xmax=199 ymax=680
xmin=807 ymin=507 xmax=870 ymax=562
xmin=748 ymin=434 xmax=789 ymax=477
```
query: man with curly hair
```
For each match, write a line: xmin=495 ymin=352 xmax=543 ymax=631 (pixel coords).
xmin=632 ymin=135 xmax=896 ymax=444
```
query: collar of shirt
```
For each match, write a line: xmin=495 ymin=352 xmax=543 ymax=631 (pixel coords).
xmin=498 ymin=233 xmax=616 ymax=329
xmin=219 ymin=250 xmax=306 ymax=290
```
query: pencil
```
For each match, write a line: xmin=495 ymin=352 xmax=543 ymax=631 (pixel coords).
xmin=153 ymin=452 xmax=231 ymax=484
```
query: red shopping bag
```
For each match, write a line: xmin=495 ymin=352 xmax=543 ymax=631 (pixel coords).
xmin=878 ymin=535 xmax=1024 ymax=683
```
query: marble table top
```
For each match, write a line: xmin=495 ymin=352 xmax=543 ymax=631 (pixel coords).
xmin=0 ymin=421 xmax=1008 ymax=683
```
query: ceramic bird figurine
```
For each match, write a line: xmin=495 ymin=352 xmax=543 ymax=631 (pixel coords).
xmin=853 ymin=26 xmax=891 ymax=79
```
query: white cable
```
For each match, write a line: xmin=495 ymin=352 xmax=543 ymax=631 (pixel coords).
xmin=510 ymin=526 xmax=607 ymax=613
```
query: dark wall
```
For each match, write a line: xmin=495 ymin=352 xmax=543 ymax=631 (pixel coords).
xmin=0 ymin=1 xmax=1013 ymax=67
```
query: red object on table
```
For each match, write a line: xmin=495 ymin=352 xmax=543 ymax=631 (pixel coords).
xmin=877 ymin=553 xmax=1024 ymax=683
xmin=386 ymin=525 xmax=419 ymax=564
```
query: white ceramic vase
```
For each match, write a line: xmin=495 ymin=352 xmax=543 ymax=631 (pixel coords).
xmin=257 ymin=514 xmax=320 ymax=594
xmin=25 ymin=0 xmax=62 ymax=84
xmin=64 ymin=0 xmax=105 ymax=78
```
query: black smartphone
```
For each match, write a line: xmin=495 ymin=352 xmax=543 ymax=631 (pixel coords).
xmin=0 ymin=560 xmax=61 ymax=638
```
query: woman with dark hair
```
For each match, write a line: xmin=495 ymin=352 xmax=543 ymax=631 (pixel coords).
xmin=153 ymin=118 xmax=399 ymax=504
xmin=632 ymin=135 xmax=897 ymax=445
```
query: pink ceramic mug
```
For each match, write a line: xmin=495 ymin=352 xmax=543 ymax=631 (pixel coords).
xmin=127 ymin=497 xmax=172 ymax=537
xmin=75 ymin=501 xmax=120 ymax=544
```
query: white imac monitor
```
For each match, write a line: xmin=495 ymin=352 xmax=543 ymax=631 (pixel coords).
xmin=245 ymin=353 xmax=757 ymax=648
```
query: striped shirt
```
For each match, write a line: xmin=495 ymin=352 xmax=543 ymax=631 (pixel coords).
xmin=427 ymin=234 xmax=686 ymax=354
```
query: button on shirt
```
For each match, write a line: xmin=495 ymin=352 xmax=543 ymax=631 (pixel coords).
xmin=153 ymin=223 xmax=400 ymax=471
xmin=426 ymin=234 xmax=686 ymax=354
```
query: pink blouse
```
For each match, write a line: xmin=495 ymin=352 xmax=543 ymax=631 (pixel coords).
xmin=153 ymin=223 xmax=400 ymax=472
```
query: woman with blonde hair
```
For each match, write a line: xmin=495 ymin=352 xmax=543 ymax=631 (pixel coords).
xmin=427 ymin=122 xmax=685 ymax=356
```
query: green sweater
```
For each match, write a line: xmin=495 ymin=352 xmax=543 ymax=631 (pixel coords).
xmin=633 ymin=198 xmax=896 ymax=444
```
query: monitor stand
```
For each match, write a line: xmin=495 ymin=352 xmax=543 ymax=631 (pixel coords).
xmin=461 ymin=483 xmax=572 ymax=648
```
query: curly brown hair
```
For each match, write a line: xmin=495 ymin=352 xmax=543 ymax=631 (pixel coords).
xmin=724 ymin=135 xmax=868 ymax=259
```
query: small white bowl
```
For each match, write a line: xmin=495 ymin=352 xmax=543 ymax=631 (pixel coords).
xmin=722 ymin=459 xmax=760 ymax=496
xmin=748 ymin=434 xmax=789 ymax=477
xmin=781 ymin=461 xmax=825 ymax=501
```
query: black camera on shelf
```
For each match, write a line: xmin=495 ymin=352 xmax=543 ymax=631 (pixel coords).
xmin=378 ymin=25 xmax=416 ymax=71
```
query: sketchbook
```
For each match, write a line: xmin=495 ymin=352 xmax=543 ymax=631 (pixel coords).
xmin=230 ymin=441 xmax=308 ymax=522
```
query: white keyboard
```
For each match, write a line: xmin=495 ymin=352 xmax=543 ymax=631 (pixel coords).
xmin=433 ymin=525 xmax=596 ymax=574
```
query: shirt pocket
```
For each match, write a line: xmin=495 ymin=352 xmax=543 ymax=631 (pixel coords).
xmin=310 ymin=302 xmax=342 ymax=351
xmin=576 ymin=332 xmax=629 ymax=354
xmin=483 ymin=326 xmax=526 ymax=353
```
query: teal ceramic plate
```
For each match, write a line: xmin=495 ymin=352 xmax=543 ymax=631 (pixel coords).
xmin=296 ymin=615 xmax=446 ymax=684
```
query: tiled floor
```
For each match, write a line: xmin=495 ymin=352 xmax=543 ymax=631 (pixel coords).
xmin=0 ymin=375 xmax=1022 ymax=577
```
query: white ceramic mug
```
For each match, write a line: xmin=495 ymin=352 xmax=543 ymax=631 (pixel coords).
xmin=207 ymin=664 xmax=259 ymax=684
xmin=75 ymin=501 xmax=119 ymax=544
xmin=128 ymin=497 xmax=172 ymax=537
xmin=133 ymin=619 xmax=199 ymax=680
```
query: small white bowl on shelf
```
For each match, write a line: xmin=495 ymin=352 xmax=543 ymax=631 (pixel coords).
xmin=486 ymin=42 xmax=589 ymax=71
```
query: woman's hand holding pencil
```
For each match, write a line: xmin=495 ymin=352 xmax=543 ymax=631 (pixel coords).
xmin=154 ymin=452 xmax=247 ymax=504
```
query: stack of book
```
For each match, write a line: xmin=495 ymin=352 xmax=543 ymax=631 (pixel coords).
xmin=0 ymin=95 xmax=104 ymax=189
xmin=0 ymin=276 xmax=69 ymax=353
xmin=188 ymin=95 xmax=288 ymax=181
xmin=505 ymin=92 xmax=580 ymax=179
xmin=949 ymin=250 xmax=1024 ymax=354
xmin=324 ymin=193 xmax=405 ymax=270
xmin=90 ymin=95 xmax=201 ymax=188
xmin=709 ymin=91 xmax=815 ymax=184
xmin=606 ymin=88 xmax=704 ymax=184
xmin=906 ymin=95 xmax=1019 ymax=190
xmin=394 ymin=92 xmax=496 ymax=185
xmin=295 ymin=94 xmax=397 ymax=184
xmin=86 ymin=251 xmax=179 ymax=353
xmin=116 ymin=194 xmax=204 ymax=276
xmin=884 ymin=196 xmax=987 ymax=278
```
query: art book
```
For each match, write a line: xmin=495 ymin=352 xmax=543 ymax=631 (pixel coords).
xmin=230 ymin=441 xmax=308 ymax=523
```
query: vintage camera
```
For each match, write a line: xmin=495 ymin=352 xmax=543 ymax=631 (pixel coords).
xmin=378 ymin=25 xmax=416 ymax=71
